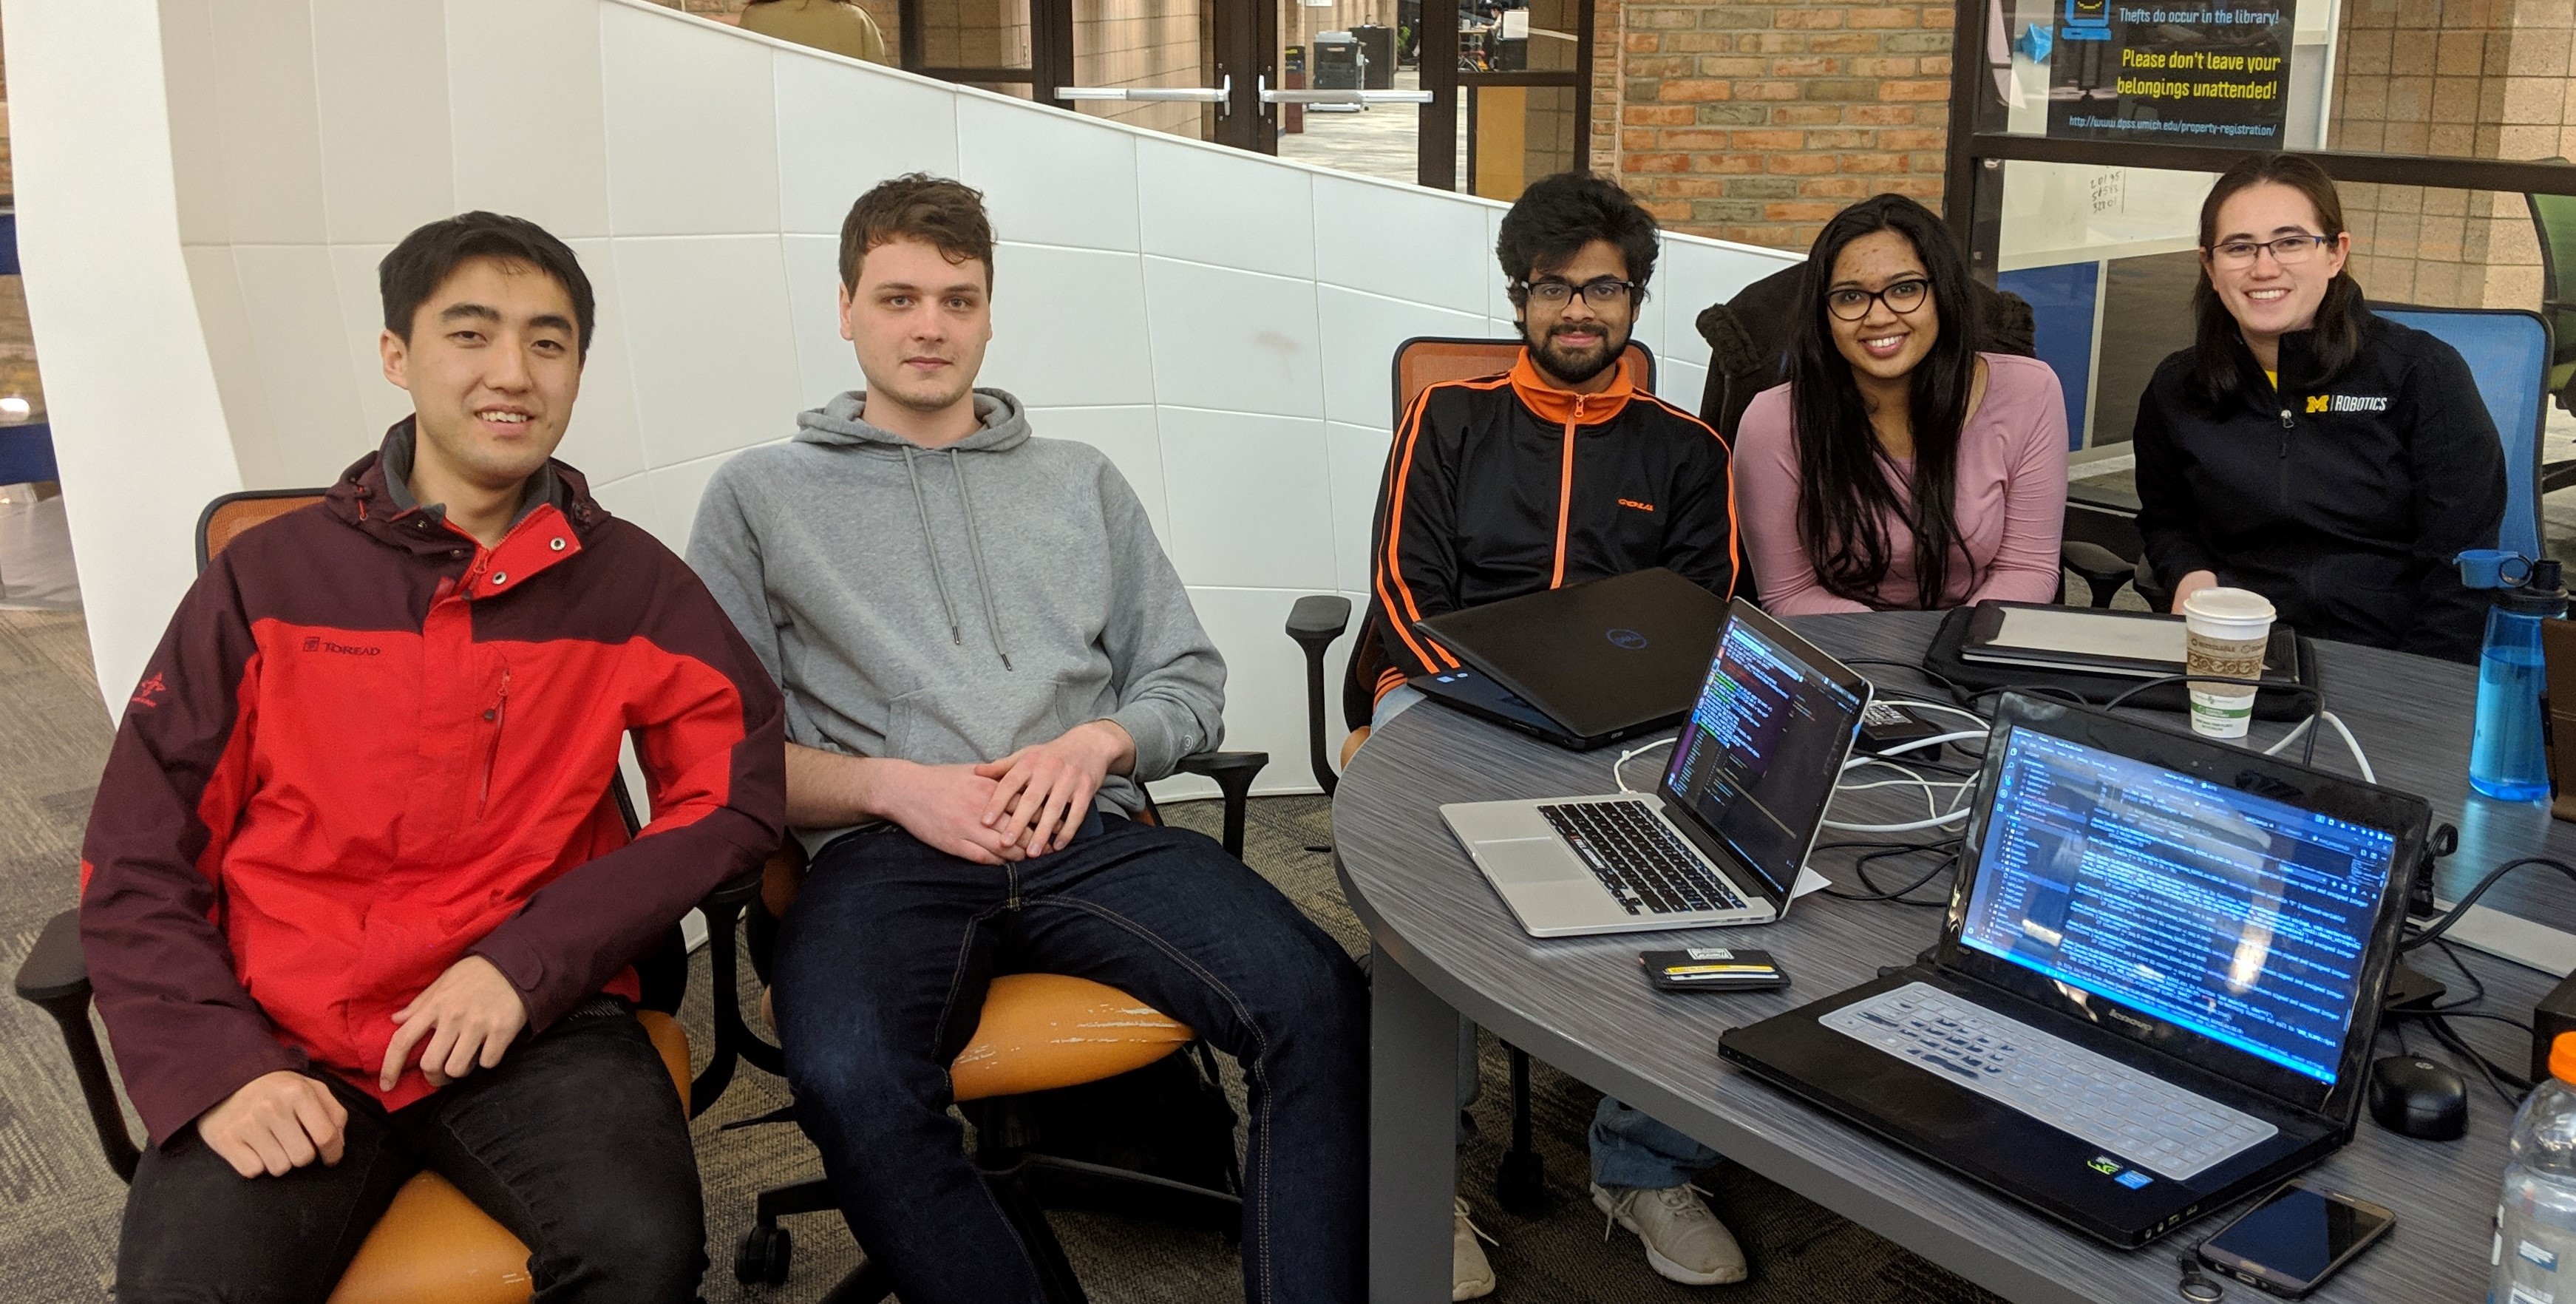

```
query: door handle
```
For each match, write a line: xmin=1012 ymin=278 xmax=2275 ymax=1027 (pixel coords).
xmin=1055 ymin=75 xmax=1233 ymax=113
xmin=1255 ymin=75 xmax=1434 ymax=106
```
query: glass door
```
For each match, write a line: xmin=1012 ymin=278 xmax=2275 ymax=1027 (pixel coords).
xmin=1421 ymin=0 xmax=1591 ymax=196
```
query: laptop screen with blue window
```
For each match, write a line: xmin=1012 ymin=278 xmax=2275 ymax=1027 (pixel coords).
xmin=1959 ymin=728 xmax=2400 ymax=1085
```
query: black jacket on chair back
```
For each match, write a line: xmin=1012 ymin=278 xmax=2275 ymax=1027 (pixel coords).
xmin=2131 ymin=304 xmax=2505 ymax=663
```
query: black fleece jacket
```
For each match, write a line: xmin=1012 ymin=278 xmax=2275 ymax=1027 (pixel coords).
xmin=2132 ymin=305 xmax=2504 ymax=663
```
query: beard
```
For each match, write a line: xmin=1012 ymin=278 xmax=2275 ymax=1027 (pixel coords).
xmin=1529 ymin=321 xmax=1625 ymax=387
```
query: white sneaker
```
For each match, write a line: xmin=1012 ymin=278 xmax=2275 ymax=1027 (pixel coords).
xmin=1453 ymin=1198 xmax=1498 ymax=1300
xmin=1591 ymin=1181 xmax=1748 ymax=1286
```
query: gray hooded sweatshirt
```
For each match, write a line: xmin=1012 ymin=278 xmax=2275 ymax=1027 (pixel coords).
xmin=687 ymin=389 xmax=1226 ymax=855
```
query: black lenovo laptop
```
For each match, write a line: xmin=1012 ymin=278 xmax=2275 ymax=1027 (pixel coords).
xmin=1408 ymin=568 xmax=1727 ymax=750
xmin=1719 ymin=694 xmax=2428 ymax=1248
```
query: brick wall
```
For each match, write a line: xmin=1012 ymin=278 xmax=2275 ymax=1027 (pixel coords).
xmin=1595 ymin=0 xmax=1953 ymax=251
xmin=2327 ymin=0 xmax=2566 ymax=310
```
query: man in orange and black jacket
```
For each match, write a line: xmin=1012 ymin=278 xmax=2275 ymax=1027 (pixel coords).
xmin=79 ymin=214 xmax=784 ymax=1303
xmin=1360 ymin=173 xmax=1748 ymax=1299
xmin=1359 ymin=175 xmax=1739 ymax=730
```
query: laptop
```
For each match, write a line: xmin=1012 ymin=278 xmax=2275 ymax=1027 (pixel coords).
xmin=1409 ymin=567 xmax=1727 ymax=750
xmin=1719 ymin=693 xmax=2429 ymax=1248
xmin=1438 ymin=600 xmax=1874 ymax=937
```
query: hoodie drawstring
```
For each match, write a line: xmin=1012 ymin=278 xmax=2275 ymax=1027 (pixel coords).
xmin=949 ymin=449 xmax=1013 ymax=670
xmin=903 ymin=447 xmax=965 ymax=648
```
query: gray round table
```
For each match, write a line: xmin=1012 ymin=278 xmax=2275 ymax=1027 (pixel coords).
xmin=1332 ymin=610 xmax=2556 ymax=1303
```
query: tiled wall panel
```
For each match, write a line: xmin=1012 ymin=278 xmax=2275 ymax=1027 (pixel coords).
xmin=93 ymin=0 xmax=1793 ymax=792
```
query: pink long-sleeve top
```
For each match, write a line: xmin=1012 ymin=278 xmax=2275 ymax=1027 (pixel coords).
xmin=1736 ymin=352 xmax=2069 ymax=615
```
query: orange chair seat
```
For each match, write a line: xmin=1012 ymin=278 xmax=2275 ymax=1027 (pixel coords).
xmin=323 ymin=1010 xmax=690 ymax=1304
xmin=948 ymin=974 xmax=1194 ymax=1102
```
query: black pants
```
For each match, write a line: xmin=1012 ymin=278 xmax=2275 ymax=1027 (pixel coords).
xmin=776 ymin=814 xmax=1370 ymax=1304
xmin=115 ymin=1002 xmax=705 ymax=1303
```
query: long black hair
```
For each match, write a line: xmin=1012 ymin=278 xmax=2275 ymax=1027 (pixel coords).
xmin=1784 ymin=194 xmax=1979 ymax=611
xmin=2185 ymin=153 xmax=2364 ymax=412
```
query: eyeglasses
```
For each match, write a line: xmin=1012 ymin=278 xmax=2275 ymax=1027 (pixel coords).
xmin=1825 ymin=278 xmax=1930 ymax=322
xmin=2207 ymin=234 xmax=2335 ymax=267
xmin=1518 ymin=278 xmax=1639 ymax=308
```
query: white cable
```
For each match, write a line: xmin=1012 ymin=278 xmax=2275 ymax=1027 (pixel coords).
xmin=2322 ymin=710 xmax=2376 ymax=784
xmin=2257 ymin=711 xmax=2375 ymax=784
xmin=1840 ymin=730 xmax=1987 ymax=770
xmin=1611 ymin=736 xmax=1677 ymax=794
xmin=2260 ymin=716 xmax=2312 ymax=758
xmin=1823 ymin=809 xmax=1973 ymax=833
xmin=1838 ymin=776 xmax=1974 ymax=794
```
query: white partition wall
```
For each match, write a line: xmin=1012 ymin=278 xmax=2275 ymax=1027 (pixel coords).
xmin=10 ymin=0 xmax=1795 ymax=795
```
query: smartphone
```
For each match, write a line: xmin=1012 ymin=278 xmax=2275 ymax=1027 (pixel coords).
xmin=2196 ymin=1183 xmax=2395 ymax=1297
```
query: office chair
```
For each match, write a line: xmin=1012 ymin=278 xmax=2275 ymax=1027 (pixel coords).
xmin=728 ymin=753 xmax=1268 ymax=1302
xmin=1284 ymin=335 xmax=1655 ymax=1218
xmin=14 ymin=487 xmax=761 ymax=1304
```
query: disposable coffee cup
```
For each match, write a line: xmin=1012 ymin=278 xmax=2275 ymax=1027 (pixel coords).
xmin=2181 ymin=587 xmax=2276 ymax=739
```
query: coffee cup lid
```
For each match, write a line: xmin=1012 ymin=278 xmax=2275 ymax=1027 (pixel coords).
xmin=2182 ymin=587 xmax=2275 ymax=624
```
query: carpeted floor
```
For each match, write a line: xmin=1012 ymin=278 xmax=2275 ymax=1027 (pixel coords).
xmin=0 ymin=605 xmax=2000 ymax=1303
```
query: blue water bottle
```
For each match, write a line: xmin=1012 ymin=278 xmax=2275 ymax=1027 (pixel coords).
xmin=2467 ymin=556 xmax=2565 ymax=802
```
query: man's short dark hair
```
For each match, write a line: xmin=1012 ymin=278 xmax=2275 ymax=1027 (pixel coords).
xmin=1495 ymin=172 xmax=1659 ymax=304
xmin=840 ymin=174 xmax=996 ymax=292
xmin=379 ymin=212 xmax=596 ymax=360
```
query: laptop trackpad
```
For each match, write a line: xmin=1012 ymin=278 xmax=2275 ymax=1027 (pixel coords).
xmin=1481 ymin=838 xmax=1590 ymax=885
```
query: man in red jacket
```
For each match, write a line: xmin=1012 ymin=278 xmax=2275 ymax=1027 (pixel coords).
xmin=78 ymin=212 xmax=786 ymax=1303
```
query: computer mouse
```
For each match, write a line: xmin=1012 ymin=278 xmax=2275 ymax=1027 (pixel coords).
xmin=2368 ymin=1055 xmax=2467 ymax=1140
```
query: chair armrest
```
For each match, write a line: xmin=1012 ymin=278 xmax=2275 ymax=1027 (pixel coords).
xmin=700 ymin=866 xmax=764 ymax=914
xmin=1285 ymin=594 xmax=1351 ymax=647
xmin=14 ymin=906 xmax=88 ymax=1004
xmin=1285 ymin=595 xmax=1353 ymax=797
xmin=1175 ymin=750 xmax=1270 ymax=787
xmin=688 ymin=866 xmax=781 ymax=1115
xmin=1175 ymin=751 xmax=1269 ymax=860
xmin=2060 ymin=540 xmax=2132 ymax=583
xmin=2060 ymin=541 xmax=2135 ymax=609
xmin=15 ymin=907 xmax=142 ymax=1181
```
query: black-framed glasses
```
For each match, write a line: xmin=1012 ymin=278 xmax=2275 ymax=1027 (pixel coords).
xmin=2207 ymin=234 xmax=2335 ymax=267
xmin=1518 ymin=277 xmax=1639 ymax=308
xmin=1826 ymin=278 xmax=1930 ymax=321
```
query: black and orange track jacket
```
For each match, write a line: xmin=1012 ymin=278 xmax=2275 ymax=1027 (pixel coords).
xmin=79 ymin=424 xmax=786 ymax=1145
xmin=1359 ymin=350 xmax=1740 ymax=719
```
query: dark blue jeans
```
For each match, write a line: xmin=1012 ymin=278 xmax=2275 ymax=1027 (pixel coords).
xmin=775 ymin=812 xmax=1369 ymax=1304
xmin=115 ymin=1001 xmax=704 ymax=1303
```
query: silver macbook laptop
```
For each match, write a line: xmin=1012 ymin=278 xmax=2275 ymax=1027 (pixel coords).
xmin=1440 ymin=600 xmax=1874 ymax=937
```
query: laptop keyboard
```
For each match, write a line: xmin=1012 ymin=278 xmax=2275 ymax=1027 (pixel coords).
xmin=1537 ymin=800 xmax=1745 ymax=916
xmin=1820 ymin=982 xmax=2278 ymax=1181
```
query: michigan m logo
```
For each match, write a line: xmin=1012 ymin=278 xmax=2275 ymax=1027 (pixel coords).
xmin=2305 ymin=395 xmax=2329 ymax=413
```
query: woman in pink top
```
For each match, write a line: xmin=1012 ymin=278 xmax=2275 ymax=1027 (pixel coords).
xmin=1736 ymin=194 xmax=2069 ymax=614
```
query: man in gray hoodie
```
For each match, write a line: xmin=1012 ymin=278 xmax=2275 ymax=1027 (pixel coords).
xmin=686 ymin=174 xmax=1367 ymax=1304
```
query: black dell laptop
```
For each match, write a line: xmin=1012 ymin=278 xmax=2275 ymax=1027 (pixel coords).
xmin=1407 ymin=568 xmax=1726 ymax=750
xmin=1719 ymin=693 xmax=2428 ymax=1248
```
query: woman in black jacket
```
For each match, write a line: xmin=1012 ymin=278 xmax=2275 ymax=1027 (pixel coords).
xmin=2132 ymin=153 xmax=2505 ymax=662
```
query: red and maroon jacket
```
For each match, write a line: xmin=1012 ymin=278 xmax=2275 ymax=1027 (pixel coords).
xmin=79 ymin=423 xmax=786 ymax=1145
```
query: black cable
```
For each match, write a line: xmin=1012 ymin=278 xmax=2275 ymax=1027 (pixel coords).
xmin=2404 ymin=856 xmax=2576 ymax=951
xmin=2426 ymin=1013 xmax=2528 ymax=1107
xmin=2427 ymin=937 xmax=2488 ymax=1013
xmin=1819 ymin=841 xmax=1962 ymax=906
xmin=2440 ymin=1010 xmax=2537 ymax=1033
xmin=2097 ymin=673 xmax=2323 ymax=715
xmin=1840 ymin=659 xmax=1984 ymax=705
